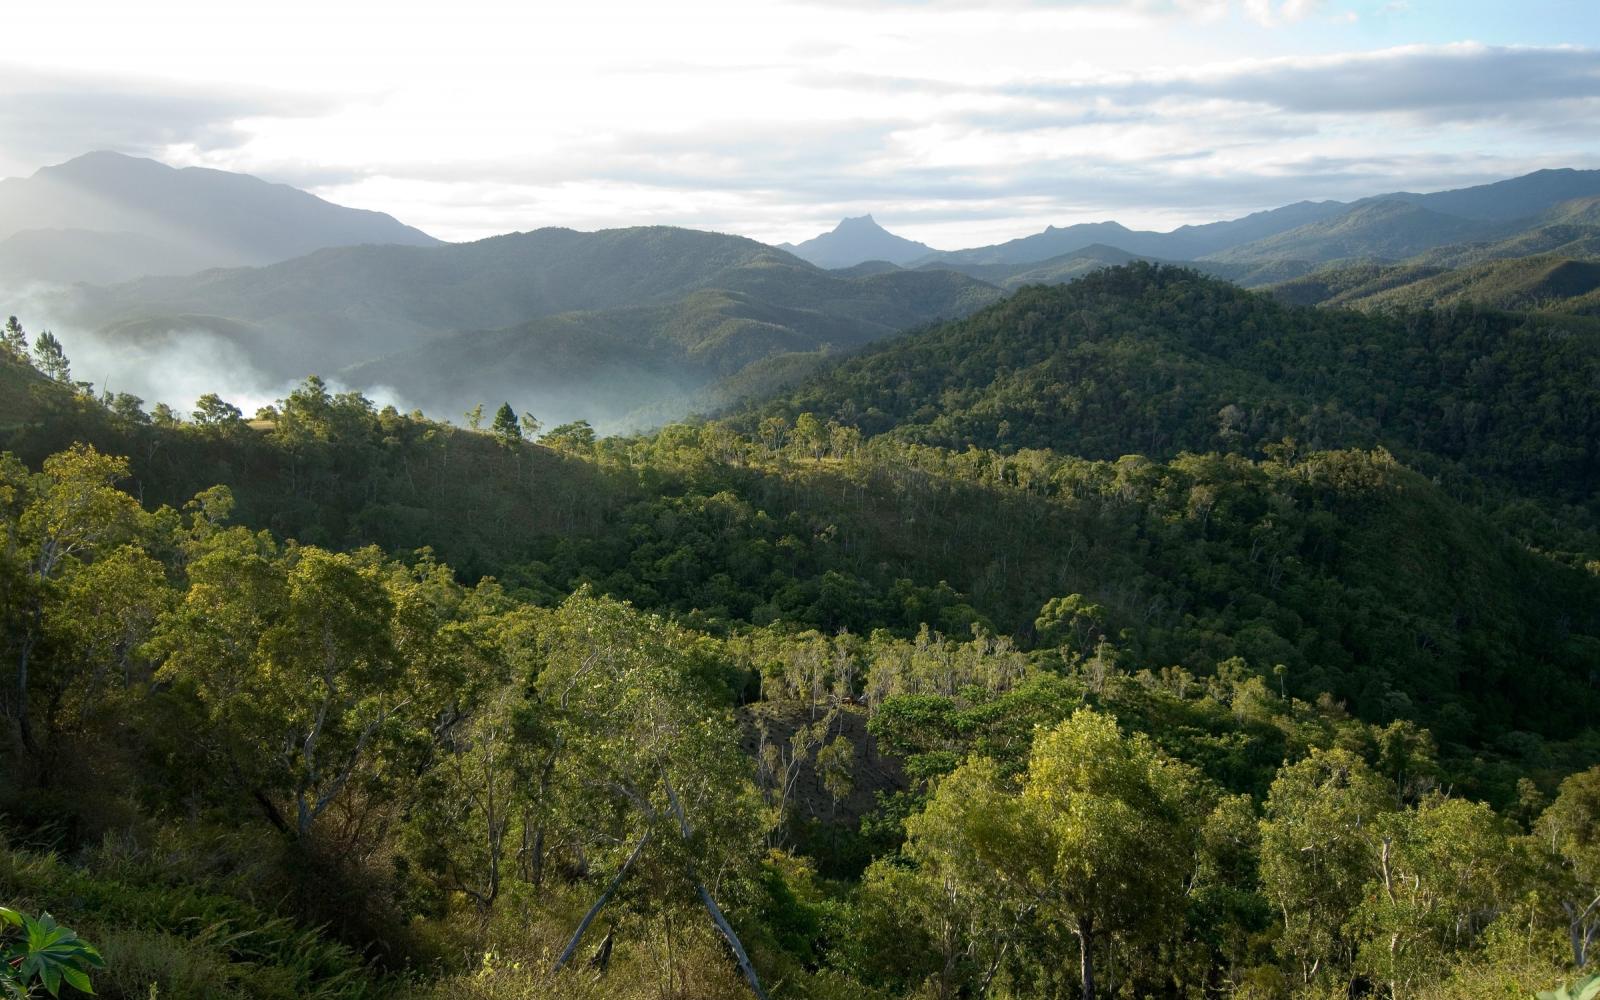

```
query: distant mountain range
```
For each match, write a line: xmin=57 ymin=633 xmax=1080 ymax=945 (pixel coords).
xmin=786 ymin=168 xmax=1600 ymax=276
xmin=0 ymin=151 xmax=438 ymax=284
xmin=11 ymin=151 xmax=1600 ymax=431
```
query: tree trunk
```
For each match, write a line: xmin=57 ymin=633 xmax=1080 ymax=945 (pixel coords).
xmin=694 ymin=880 xmax=770 ymax=1000
xmin=550 ymin=828 xmax=651 ymax=975
xmin=662 ymin=769 xmax=770 ymax=1000
xmin=15 ymin=626 xmax=38 ymax=757
xmin=1077 ymin=917 xmax=1096 ymax=1000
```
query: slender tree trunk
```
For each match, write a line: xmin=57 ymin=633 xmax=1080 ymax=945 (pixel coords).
xmin=1077 ymin=917 xmax=1096 ymax=1000
xmin=661 ymin=770 xmax=769 ymax=1000
xmin=550 ymin=828 xmax=651 ymax=975
xmin=15 ymin=623 xmax=38 ymax=757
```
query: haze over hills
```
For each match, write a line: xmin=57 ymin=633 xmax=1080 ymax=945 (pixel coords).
xmin=45 ymin=224 xmax=1000 ymax=428
xmin=0 ymin=151 xmax=439 ymax=285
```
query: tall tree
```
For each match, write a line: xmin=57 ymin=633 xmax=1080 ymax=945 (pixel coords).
xmin=1259 ymin=748 xmax=1394 ymax=988
xmin=1 ymin=316 xmax=26 ymax=360
xmin=3 ymin=446 xmax=144 ymax=758
xmin=31 ymin=331 xmax=70 ymax=383
xmin=491 ymin=402 xmax=521 ymax=443
xmin=907 ymin=708 xmax=1202 ymax=1000
xmin=1538 ymin=766 xmax=1600 ymax=969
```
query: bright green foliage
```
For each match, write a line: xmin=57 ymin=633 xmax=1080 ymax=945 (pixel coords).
xmin=1539 ymin=973 xmax=1600 ymax=1000
xmin=906 ymin=709 xmax=1203 ymax=1000
xmin=1537 ymin=767 xmax=1600 ymax=968
xmin=1260 ymin=749 xmax=1394 ymax=986
xmin=0 ymin=907 xmax=104 ymax=999
xmin=3 ymin=254 xmax=1599 ymax=1000
xmin=1351 ymin=796 xmax=1525 ymax=995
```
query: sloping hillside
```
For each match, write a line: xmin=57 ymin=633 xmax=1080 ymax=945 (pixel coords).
xmin=1272 ymin=256 xmax=1600 ymax=315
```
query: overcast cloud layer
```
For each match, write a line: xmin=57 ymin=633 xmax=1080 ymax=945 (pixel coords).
xmin=5 ymin=0 xmax=1600 ymax=248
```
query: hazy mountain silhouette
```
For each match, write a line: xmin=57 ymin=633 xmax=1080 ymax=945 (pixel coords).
xmin=0 ymin=151 xmax=438 ymax=284
xmin=54 ymin=225 xmax=1000 ymax=428
xmin=779 ymin=215 xmax=937 ymax=268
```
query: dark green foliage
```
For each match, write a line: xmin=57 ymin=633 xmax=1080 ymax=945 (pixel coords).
xmin=752 ymin=264 xmax=1600 ymax=511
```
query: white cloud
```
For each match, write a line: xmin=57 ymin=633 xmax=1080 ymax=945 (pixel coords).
xmin=1 ymin=1 xmax=1597 ymax=248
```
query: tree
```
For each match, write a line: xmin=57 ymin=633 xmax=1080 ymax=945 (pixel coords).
xmin=31 ymin=332 xmax=70 ymax=383
xmin=1351 ymin=795 xmax=1522 ymax=997
xmin=156 ymin=542 xmax=441 ymax=841
xmin=1034 ymin=593 xmax=1106 ymax=658
xmin=5 ymin=446 xmax=144 ymax=757
xmin=1 ymin=316 xmax=26 ymax=361
xmin=815 ymin=733 xmax=854 ymax=815
xmin=491 ymin=402 xmax=521 ymax=444
xmin=193 ymin=392 xmax=246 ymax=429
xmin=792 ymin=412 xmax=826 ymax=462
xmin=519 ymin=411 xmax=542 ymax=441
xmin=1259 ymin=748 xmax=1393 ymax=987
xmin=906 ymin=708 xmax=1202 ymax=1000
xmin=464 ymin=403 xmax=485 ymax=430
xmin=541 ymin=420 xmax=596 ymax=453
xmin=535 ymin=592 xmax=767 ymax=995
xmin=1538 ymin=766 xmax=1600 ymax=969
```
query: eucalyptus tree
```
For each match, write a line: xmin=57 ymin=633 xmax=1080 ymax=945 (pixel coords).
xmin=1538 ymin=766 xmax=1600 ymax=969
xmin=1352 ymin=795 xmax=1523 ymax=998
xmin=1259 ymin=748 xmax=1394 ymax=988
xmin=906 ymin=708 xmax=1203 ymax=1000
xmin=2 ymin=445 xmax=146 ymax=758
xmin=533 ymin=590 xmax=767 ymax=996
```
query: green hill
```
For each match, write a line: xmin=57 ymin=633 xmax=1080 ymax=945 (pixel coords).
xmin=748 ymin=263 xmax=1600 ymax=509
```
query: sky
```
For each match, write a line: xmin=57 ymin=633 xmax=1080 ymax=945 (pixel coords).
xmin=4 ymin=0 xmax=1600 ymax=249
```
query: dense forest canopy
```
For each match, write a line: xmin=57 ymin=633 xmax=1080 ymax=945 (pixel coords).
xmin=2 ymin=265 xmax=1599 ymax=1000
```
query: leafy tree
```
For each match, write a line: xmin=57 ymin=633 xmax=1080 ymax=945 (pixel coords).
xmin=3 ymin=445 xmax=144 ymax=757
xmin=907 ymin=708 xmax=1202 ymax=1000
xmin=1259 ymin=748 xmax=1394 ymax=988
xmin=464 ymin=402 xmax=484 ymax=430
xmin=1538 ymin=766 xmax=1600 ymax=968
xmin=30 ymin=332 xmax=69 ymax=384
xmin=541 ymin=420 xmax=596 ymax=453
xmin=1351 ymin=795 xmax=1523 ymax=996
xmin=193 ymin=392 xmax=246 ymax=429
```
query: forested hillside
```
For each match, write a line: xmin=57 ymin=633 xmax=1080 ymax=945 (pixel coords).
xmin=752 ymin=265 xmax=1600 ymax=522
xmin=3 ymin=263 xmax=1600 ymax=1000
